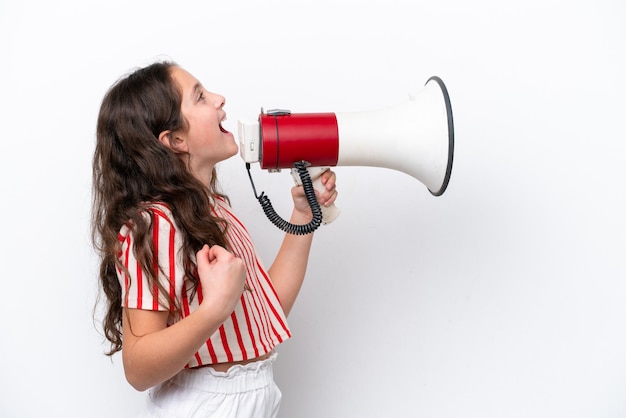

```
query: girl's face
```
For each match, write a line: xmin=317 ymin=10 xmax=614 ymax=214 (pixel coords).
xmin=169 ymin=66 xmax=238 ymax=175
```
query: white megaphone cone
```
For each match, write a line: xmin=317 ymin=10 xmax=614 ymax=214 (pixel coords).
xmin=238 ymin=76 xmax=454 ymax=234
xmin=336 ymin=76 xmax=454 ymax=196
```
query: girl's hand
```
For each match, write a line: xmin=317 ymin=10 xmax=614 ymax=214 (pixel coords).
xmin=292 ymin=169 xmax=339 ymax=217
xmin=195 ymin=244 xmax=246 ymax=320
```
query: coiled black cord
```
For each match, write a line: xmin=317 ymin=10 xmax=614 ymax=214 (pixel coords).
xmin=246 ymin=161 xmax=323 ymax=235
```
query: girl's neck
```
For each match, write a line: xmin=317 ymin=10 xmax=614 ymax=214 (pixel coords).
xmin=188 ymin=161 xmax=215 ymax=188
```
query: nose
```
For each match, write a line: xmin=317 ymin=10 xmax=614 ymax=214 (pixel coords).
xmin=212 ymin=93 xmax=225 ymax=108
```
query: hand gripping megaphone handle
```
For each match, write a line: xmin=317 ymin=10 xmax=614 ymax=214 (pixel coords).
xmin=290 ymin=166 xmax=341 ymax=224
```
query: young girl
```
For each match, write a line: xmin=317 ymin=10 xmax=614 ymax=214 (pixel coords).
xmin=92 ymin=61 xmax=338 ymax=417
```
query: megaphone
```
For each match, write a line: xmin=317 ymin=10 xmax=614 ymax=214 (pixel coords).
xmin=238 ymin=76 xmax=454 ymax=234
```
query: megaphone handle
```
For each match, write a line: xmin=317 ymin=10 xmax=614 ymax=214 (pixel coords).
xmin=290 ymin=166 xmax=341 ymax=224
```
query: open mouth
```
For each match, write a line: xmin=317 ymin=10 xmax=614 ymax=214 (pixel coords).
xmin=219 ymin=114 xmax=230 ymax=133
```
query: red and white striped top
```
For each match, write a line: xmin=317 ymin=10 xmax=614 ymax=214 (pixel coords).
xmin=117 ymin=197 xmax=291 ymax=368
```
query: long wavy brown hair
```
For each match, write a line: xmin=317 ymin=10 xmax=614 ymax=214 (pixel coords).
xmin=92 ymin=61 xmax=230 ymax=355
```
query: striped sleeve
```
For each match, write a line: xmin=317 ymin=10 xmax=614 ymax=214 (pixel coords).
xmin=117 ymin=206 xmax=182 ymax=312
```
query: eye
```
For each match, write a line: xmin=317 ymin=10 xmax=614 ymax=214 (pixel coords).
xmin=198 ymin=91 xmax=205 ymax=102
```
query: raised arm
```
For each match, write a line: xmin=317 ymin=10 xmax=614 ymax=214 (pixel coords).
xmin=269 ymin=170 xmax=338 ymax=316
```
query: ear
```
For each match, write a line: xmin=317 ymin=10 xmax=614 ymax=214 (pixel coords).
xmin=158 ymin=130 xmax=187 ymax=153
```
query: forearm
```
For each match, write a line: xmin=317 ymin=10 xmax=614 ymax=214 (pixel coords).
xmin=268 ymin=209 xmax=314 ymax=316
xmin=121 ymin=304 xmax=227 ymax=391
xmin=269 ymin=170 xmax=337 ymax=316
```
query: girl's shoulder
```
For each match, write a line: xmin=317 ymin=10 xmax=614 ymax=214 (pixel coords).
xmin=142 ymin=202 xmax=174 ymax=219
xmin=119 ymin=202 xmax=176 ymax=238
xmin=142 ymin=203 xmax=180 ymax=233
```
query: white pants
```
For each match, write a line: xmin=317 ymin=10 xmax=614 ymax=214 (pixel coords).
xmin=141 ymin=353 xmax=282 ymax=418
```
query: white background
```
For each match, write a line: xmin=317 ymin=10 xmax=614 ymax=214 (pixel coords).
xmin=1 ymin=0 xmax=625 ymax=417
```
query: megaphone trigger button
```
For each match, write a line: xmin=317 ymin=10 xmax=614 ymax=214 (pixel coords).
xmin=266 ymin=109 xmax=291 ymax=116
